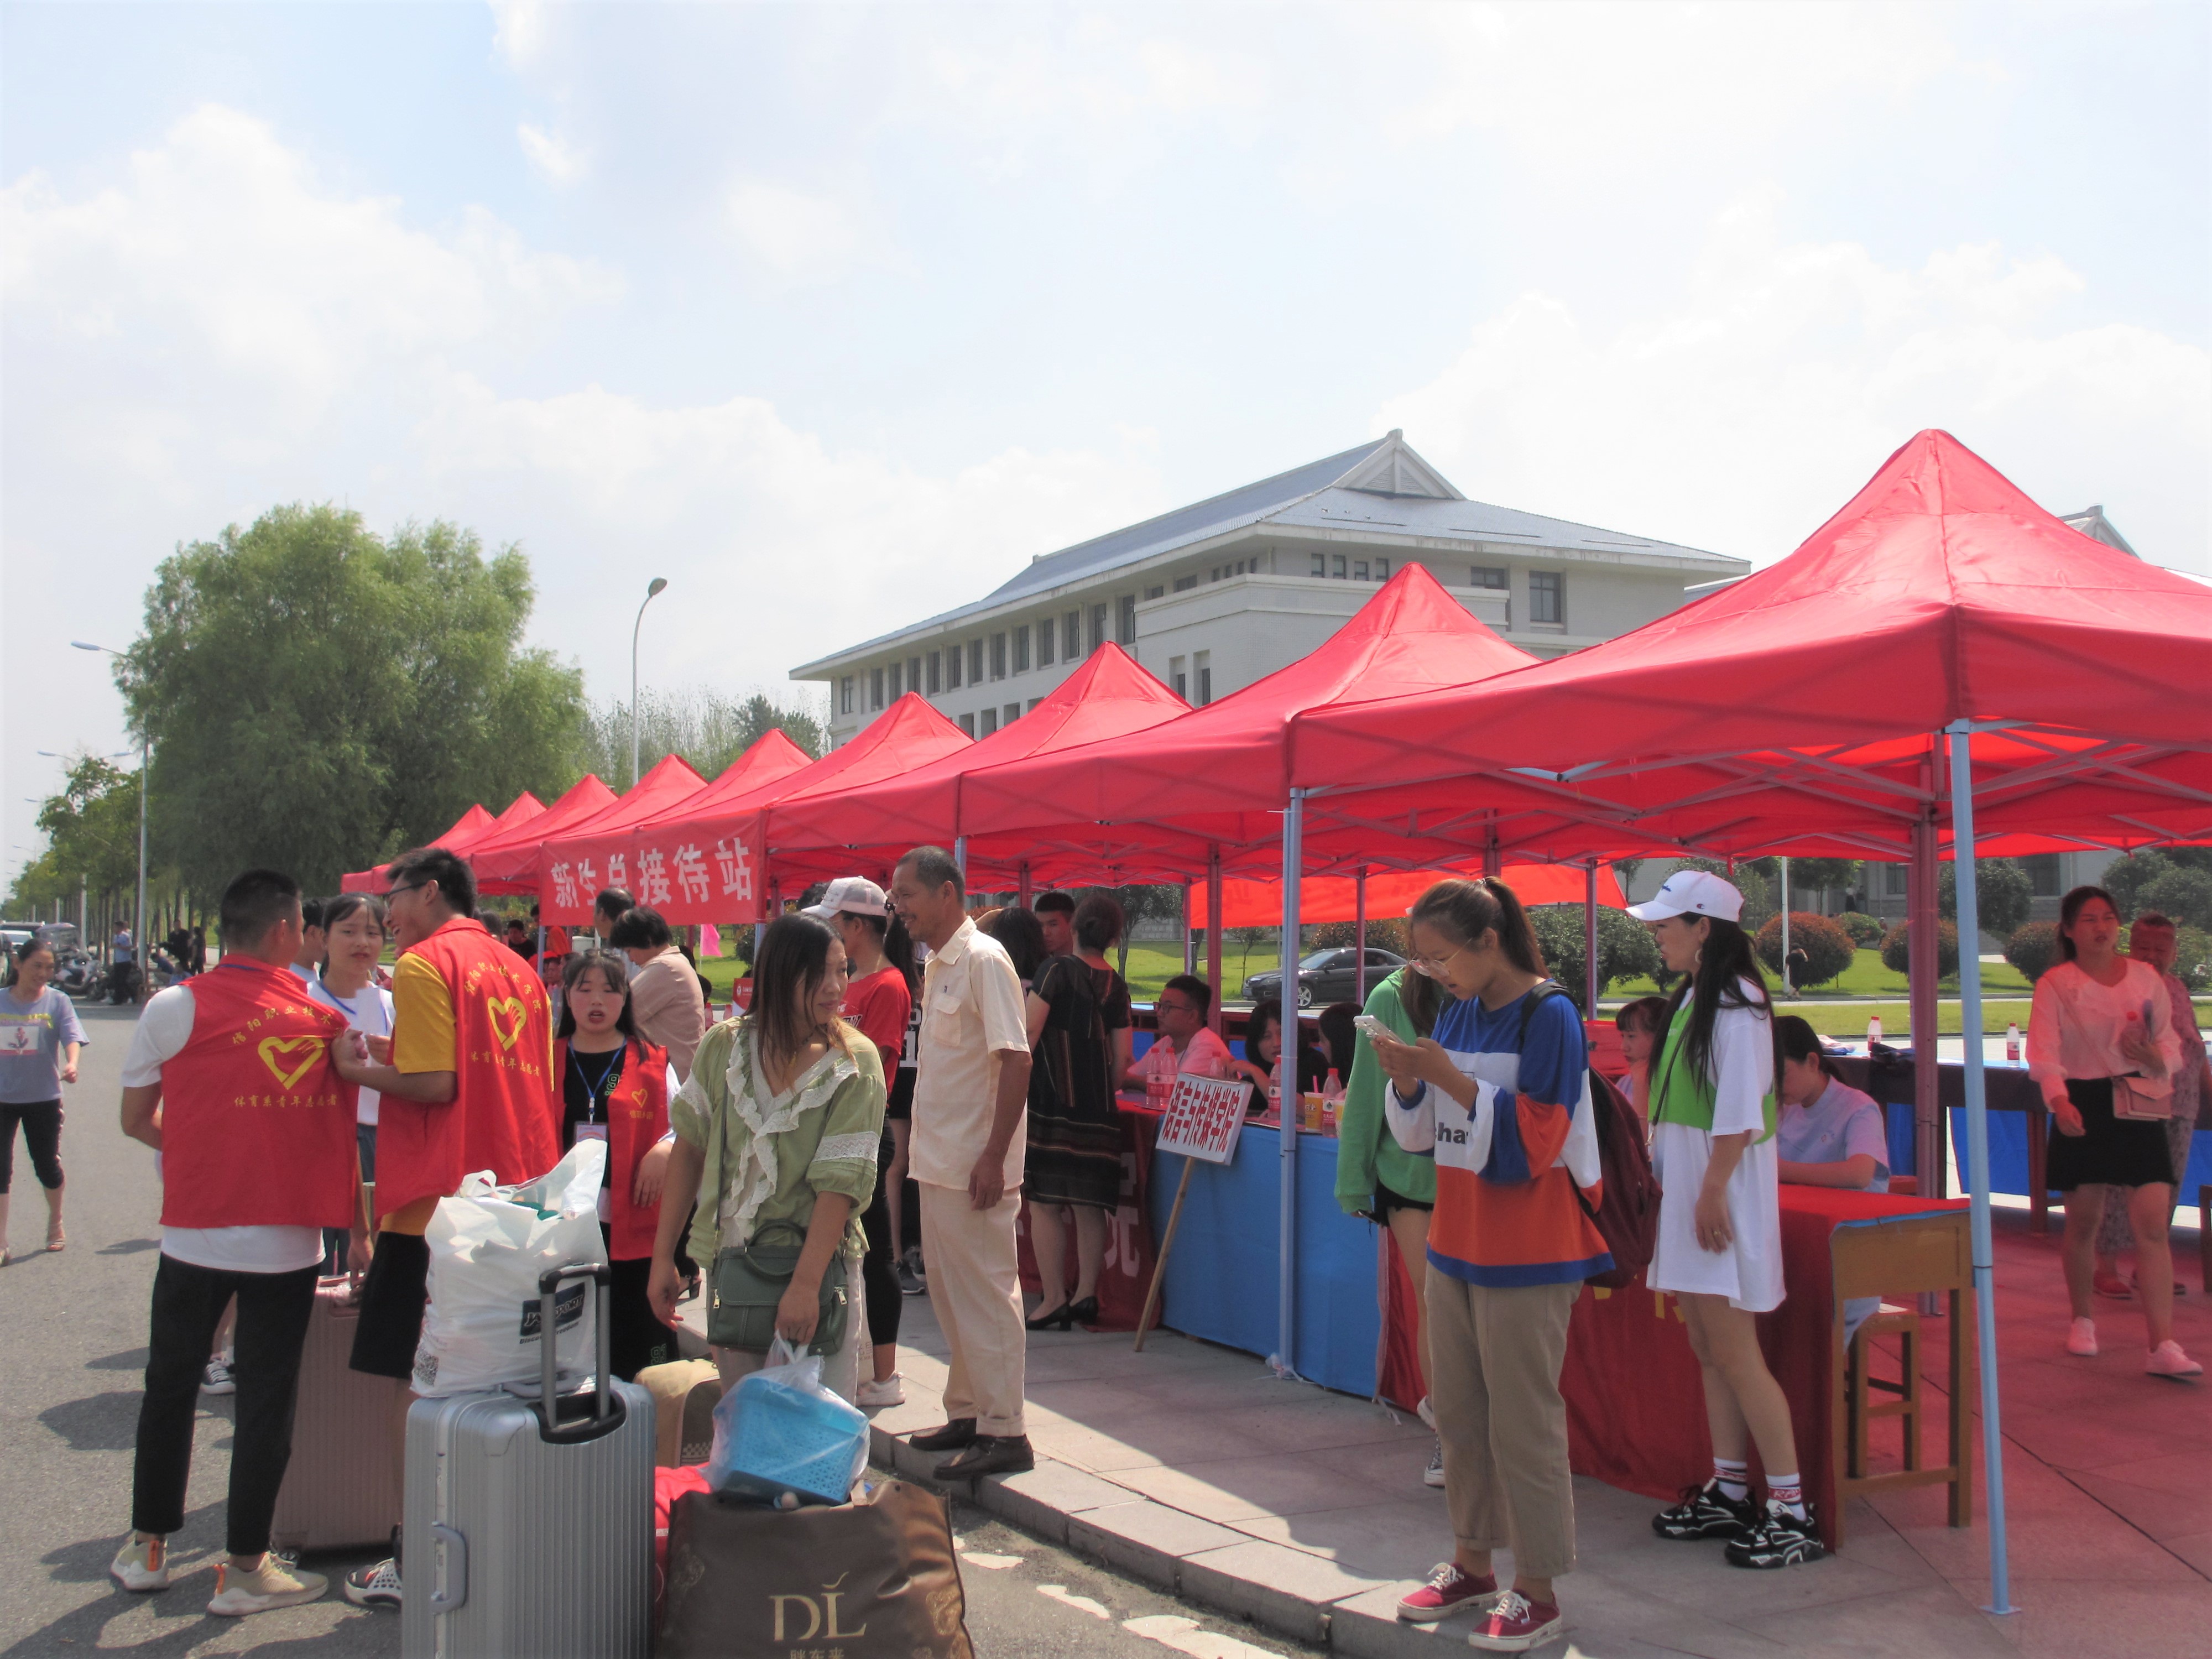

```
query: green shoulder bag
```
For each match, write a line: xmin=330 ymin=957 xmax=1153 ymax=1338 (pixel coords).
xmin=705 ymin=1102 xmax=850 ymax=1355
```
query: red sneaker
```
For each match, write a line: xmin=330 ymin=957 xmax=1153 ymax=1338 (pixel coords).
xmin=1395 ymin=1561 xmax=1499 ymax=1623
xmin=1467 ymin=1589 xmax=1565 ymax=1652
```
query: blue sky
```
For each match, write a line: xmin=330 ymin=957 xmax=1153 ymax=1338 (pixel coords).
xmin=4 ymin=2 xmax=2208 ymax=887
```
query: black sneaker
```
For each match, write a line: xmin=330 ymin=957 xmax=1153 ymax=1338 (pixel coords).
xmin=1725 ymin=1501 xmax=1829 ymax=1569
xmin=1652 ymin=1479 xmax=1758 ymax=1541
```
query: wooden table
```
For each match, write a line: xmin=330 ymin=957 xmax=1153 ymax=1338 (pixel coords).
xmin=1832 ymin=1055 xmax=2052 ymax=1230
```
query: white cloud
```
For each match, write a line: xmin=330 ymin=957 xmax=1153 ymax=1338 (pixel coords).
xmin=1377 ymin=194 xmax=2212 ymax=572
xmin=724 ymin=179 xmax=867 ymax=282
xmin=517 ymin=121 xmax=586 ymax=184
xmin=489 ymin=0 xmax=548 ymax=67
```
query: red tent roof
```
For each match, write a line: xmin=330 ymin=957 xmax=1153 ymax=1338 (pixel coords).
xmin=1191 ymin=863 xmax=1626 ymax=928
xmin=954 ymin=564 xmax=1535 ymax=882
xmin=470 ymin=774 xmax=620 ymax=891
xmin=768 ymin=645 xmax=1190 ymax=882
xmin=748 ymin=694 xmax=973 ymax=888
xmin=339 ymin=801 xmax=501 ymax=893
xmin=1290 ymin=431 xmax=2212 ymax=862
xmin=534 ymin=754 xmax=708 ymax=896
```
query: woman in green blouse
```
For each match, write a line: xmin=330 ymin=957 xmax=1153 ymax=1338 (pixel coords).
xmin=649 ymin=914 xmax=889 ymax=1402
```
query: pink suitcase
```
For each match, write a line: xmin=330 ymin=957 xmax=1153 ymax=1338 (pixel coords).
xmin=269 ymin=1276 xmax=406 ymax=1553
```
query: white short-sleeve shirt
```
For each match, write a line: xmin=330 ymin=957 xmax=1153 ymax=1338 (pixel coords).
xmin=1649 ymin=985 xmax=1785 ymax=1313
xmin=909 ymin=919 xmax=1032 ymax=1192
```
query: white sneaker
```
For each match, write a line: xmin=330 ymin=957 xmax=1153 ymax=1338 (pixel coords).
xmin=1423 ymin=1437 xmax=1446 ymax=1489
xmin=208 ymin=1554 xmax=326 ymax=1616
xmin=1416 ymin=1395 xmax=1436 ymax=1431
xmin=2066 ymin=1318 xmax=2099 ymax=1358
xmin=2146 ymin=1341 xmax=2203 ymax=1380
xmin=110 ymin=1534 xmax=170 ymax=1592
xmin=855 ymin=1374 xmax=906 ymax=1408
xmin=201 ymin=1356 xmax=236 ymax=1395
xmin=342 ymin=1557 xmax=403 ymax=1608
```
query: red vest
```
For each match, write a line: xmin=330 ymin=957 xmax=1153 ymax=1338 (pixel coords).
xmin=556 ymin=1037 xmax=671 ymax=1259
xmin=376 ymin=917 xmax=561 ymax=1222
xmin=160 ymin=959 xmax=360 ymax=1230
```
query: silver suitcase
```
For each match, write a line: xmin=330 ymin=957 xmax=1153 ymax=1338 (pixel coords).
xmin=401 ymin=1263 xmax=654 ymax=1659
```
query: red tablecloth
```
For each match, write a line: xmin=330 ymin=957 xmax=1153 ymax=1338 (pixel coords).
xmin=1015 ymin=1108 xmax=1164 ymax=1333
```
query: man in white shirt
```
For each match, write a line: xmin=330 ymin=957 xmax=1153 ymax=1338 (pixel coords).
xmin=286 ymin=896 xmax=327 ymax=985
xmin=888 ymin=846 xmax=1035 ymax=1479
xmin=1139 ymin=975 xmax=1235 ymax=1086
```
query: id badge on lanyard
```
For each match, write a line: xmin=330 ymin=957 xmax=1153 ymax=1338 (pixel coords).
xmin=575 ymin=1121 xmax=612 ymax=1220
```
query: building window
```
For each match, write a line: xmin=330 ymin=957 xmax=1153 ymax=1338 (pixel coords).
xmin=1066 ymin=609 xmax=1082 ymax=658
xmin=909 ymin=656 xmax=922 ymax=695
xmin=1118 ymin=594 xmax=1136 ymax=645
xmin=870 ymin=667 xmax=884 ymax=710
xmin=1170 ymin=655 xmax=1186 ymax=700
xmin=1013 ymin=625 xmax=1029 ymax=673
xmin=980 ymin=707 xmax=999 ymax=736
xmin=1037 ymin=615 xmax=1055 ymax=665
xmin=1089 ymin=603 xmax=1107 ymax=653
xmin=1529 ymin=570 xmax=1564 ymax=626
xmin=1174 ymin=574 xmax=1197 ymax=592
xmin=1332 ymin=554 xmax=1348 ymax=579
xmin=1471 ymin=566 xmax=1507 ymax=589
xmin=840 ymin=675 xmax=854 ymax=714
xmin=1375 ymin=557 xmax=1389 ymax=581
xmin=888 ymin=660 xmax=902 ymax=699
xmin=1027 ymin=698 xmax=1041 ymax=712
xmin=927 ymin=650 xmax=942 ymax=694
xmin=1193 ymin=650 xmax=1212 ymax=707
xmin=945 ymin=644 xmax=961 ymax=689
xmin=990 ymin=633 xmax=1006 ymax=680
xmin=1353 ymin=560 xmax=1369 ymax=581
xmin=2022 ymin=853 xmax=2063 ymax=897
xmin=969 ymin=638 xmax=984 ymax=682
xmin=1145 ymin=585 xmax=1164 ymax=600
xmin=958 ymin=712 xmax=975 ymax=737
xmin=1004 ymin=702 xmax=1020 ymax=728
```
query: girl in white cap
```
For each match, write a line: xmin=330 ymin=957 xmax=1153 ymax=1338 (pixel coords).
xmin=1631 ymin=869 xmax=1823 ymax=1569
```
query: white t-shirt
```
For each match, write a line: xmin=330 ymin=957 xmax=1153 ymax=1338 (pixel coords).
xmin=1141 ymin=1024 xmax=1235 ymax=1082
xmin=306 ymin=975 xmax=395 ymax=1126
xmin=1648 ymin=985 xmax=1784 ymax=1313
xmin=123 ymin=985 xmax=326 ymax=1275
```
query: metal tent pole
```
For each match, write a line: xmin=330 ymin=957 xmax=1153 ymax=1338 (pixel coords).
xmin=1206 ymin=844 xmax=1224 ymax=1036
xmin=1583 ymin=862 xmax=1600 ymax=1015
xmin=1946 ymin=720 xmax=2015 ymax=1616
xmin=1182 ymin=879 xmax=1194 ymax=976
xmin=1278 ymin=790 xmax=1306 ymax=1379
xmin=1780 ymin=855 xmax=1794 ymax=997
xmin=1354 ymin=866 xmax=1368 ymax=1005
xmin=1909 ymin=794 xmax=1943 ymax=1196
xmin=1019 ymin=860 xmax=1033 ymax=909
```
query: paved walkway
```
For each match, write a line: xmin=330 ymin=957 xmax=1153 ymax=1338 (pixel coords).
xmin=800 ymin=1208 xmax=2211 ymax=1658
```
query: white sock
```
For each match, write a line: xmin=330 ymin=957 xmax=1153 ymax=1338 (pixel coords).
xmin=1766 ymin=1473 xmax=1806 ymax=1519
xmin=1712 ymin=1457 xmax=1750 ymax=1503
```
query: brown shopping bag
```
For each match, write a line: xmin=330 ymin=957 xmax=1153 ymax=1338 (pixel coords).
xmin=658 ymin=1478 xmax=971 ymax=1658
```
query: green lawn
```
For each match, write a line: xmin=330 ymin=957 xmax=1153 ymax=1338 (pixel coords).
xmin=1609 ymin=948 xmax=2032 ymax=1001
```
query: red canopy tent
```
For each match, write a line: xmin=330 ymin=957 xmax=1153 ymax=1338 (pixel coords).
xmin=1190 ymin=863 xmax=1626 ymax=928
xmin=535 ymin=755 xmax=709 ymax=925
xmin=535 ymin=731 xmax=817 ymax=927
xmin=765 ymin=644 xmax=1190 ymax=891
xmin=468 ymin=774 xmax=619 ymax=896
xmin=339 ymin=800 xmax=505 ymax=894
xmin=1290 ymin=430 xmax=2212 ymax=1612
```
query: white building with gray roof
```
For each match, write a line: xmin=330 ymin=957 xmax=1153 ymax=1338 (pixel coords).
xmin=792 ymin=432 xmax=1749 ymax=746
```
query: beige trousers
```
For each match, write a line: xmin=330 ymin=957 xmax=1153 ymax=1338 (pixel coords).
xmin=712 ymin=1255 xmax=867 ymax=1405
xmin=918 ymin=1181 xmax=1027 ymax=1437
xmin=1426 ymin=1272 xmax=1580 ymax=1580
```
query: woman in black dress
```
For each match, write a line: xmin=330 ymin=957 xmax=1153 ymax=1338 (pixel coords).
xmin=1022 ymin=895 xmax=1133 ymax=1331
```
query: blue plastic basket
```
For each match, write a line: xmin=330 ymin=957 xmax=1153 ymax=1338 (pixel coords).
xmin=709 ymin=1364 xmax=867 ymax=1505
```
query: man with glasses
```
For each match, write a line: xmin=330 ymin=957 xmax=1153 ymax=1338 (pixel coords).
xmin=330 ymin=845 xmax=560 ymax=1612
xmin=1136 ymin=975 xmax=1234 ymax=1088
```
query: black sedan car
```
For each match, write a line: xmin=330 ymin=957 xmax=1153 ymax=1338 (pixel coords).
xmin=1240 ymin=947 xmax=1406 ymax=1009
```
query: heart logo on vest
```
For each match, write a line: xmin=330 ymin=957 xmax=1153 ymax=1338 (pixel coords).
xmin=486 ymin=995 xmax=529 ymax=1050
xmin=258 ymin=1036 xmax=326 ymax=1089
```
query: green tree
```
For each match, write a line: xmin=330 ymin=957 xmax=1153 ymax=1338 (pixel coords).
xmin=1754 ymin=912 xmax=1857 ymax=989
xmin=580 ymin=686 xmax=826 ymax=786
xmin=117 ymin=504 xmax=587 ymax=897
xmin=1782 ymin=858 xmax=1864 ymax=896
xmin=1937 ymin=856 xmax=2033 ymax=938
xmin=1527 ymin=904 xmax=1663 ymax=1013
xmin=2140 ymin=868 xmax=2212 ymax=932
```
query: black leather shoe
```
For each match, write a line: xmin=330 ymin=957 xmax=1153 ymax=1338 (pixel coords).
xmin=1066 ymin=1296 xmax=1100 ymax=1326
xmin=907 ymin=1418 xmax=978 ymax=1453
xmin=937 ymin=1434 xmax=1035 ymax=1480
xmin=1025 ymin=1302 xmax=1073 ymax=1332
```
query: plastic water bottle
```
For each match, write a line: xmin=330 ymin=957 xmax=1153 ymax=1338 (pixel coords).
xmin=1866 ymin=1014 xmax=1883 ymax=1049
xmin=2005 ymin=1021 xmax=2021 ymax=1064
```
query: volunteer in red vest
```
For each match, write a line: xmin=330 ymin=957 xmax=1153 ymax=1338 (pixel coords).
xmin=111 ymin=868 xmax=365 ymax=1617
xmin=332 ymin=844 xmax=559 ymax=1612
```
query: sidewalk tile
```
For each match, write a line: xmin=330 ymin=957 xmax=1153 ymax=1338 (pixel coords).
xmin=1107 ymin=1452 xmax=1371 ymax=1523
xmin=977 ymin=1459 xmax=1143 ymax=1545
xmin=1176 ymin=1538 xmax=1389 ymax=1645
xmin=1066 ymin=1499 xmax=1249 ymax=1590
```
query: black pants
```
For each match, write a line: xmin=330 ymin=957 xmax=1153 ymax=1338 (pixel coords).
xmin=0 ymin=1100 xmax=63 ymax=1193
xmin=605 ymin=1229 xmax=676 ymax=1382
xmin=859 ymin=1128 xmax=902 ymax=1348
xmin=133 ymin=1255 xmax=317 ymax=1555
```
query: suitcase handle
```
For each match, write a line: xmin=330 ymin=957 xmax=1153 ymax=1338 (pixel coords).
xmin=426 ymin=1522 xmax=468 ymax=1613
xmin=535 ymin=1263 xmax=628 ymax=1446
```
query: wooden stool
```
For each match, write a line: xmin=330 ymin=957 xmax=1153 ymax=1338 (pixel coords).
xmin=1845 ymin=1306 xmax=1922 ymax=1480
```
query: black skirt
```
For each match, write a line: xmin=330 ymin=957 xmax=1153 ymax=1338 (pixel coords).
xmin=2046 ymin=1077 xmax=2179 ymax=1192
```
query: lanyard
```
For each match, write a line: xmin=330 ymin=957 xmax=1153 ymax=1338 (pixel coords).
xmin=570 ymin=1045 xmax=624 ymax=1125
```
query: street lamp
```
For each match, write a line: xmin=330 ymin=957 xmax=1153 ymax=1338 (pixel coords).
xmin=631 ymin=578 xmax=668 ymax=790
xmin=71 ymin=642 xmax=148 ymax=993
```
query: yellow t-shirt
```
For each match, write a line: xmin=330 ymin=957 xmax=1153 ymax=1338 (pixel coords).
xmin=380 ymin=951 xmax=460 ymax=1235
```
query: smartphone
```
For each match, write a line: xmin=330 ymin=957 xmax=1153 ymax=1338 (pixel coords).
xmin=1354 ymin=1014 xmax=1393 ymax=1042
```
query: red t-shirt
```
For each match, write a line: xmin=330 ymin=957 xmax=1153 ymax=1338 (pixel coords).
xmin=843 ymin=967 xmax=912 ymax=1068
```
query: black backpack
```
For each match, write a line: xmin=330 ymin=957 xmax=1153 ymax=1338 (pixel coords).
xmin=1519 ymin=984 xmax=1660 ymax=1290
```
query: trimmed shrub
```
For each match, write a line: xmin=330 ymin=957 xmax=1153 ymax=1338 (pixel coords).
xmin=1938 ymin=857 xmax=2034 ymax=938
xmin=2004 ymin=922 xmax=2061 ymax=985
xmin=1835 ymin=910 xmax=1885 ymax=948
xmin=1754 ymin=912 xmax=1856 ymax=989
xmin=1527 ymin=904 xmax=1663 ymax=1013
xmin=2140 ymin=868 xmax=2212 ymax=933
xmin=1881 ymin=919 xmax=1960 ymax=979
xmin=1308 ymin=916 xmax=1411 ymax=957
xmin=2168 ymin=926 xmax=2211 ymax=993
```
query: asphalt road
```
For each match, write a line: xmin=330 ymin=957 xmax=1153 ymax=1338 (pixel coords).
xmin=3 ymin=997 xmax=1317 ymax=1659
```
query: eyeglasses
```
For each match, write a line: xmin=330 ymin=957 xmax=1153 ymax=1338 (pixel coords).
xmin=385 ymin=883 xmax=426 ymax=901
xmin=1408 ymin=944 xmax=1466 ymax=978
xmin=1156 ymin=998 xmax=1197 ymax=1016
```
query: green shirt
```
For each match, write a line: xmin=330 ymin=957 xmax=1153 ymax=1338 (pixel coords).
xmin=1649 ymin=997 xmax=1777 ymax=1141
xmin=1335 ymin=971 xmax=1438 ymax=1213
xmin=670 ymin=1017 xmax=887 ymax=1265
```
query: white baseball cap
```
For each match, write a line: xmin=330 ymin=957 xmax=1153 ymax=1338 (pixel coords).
xmin=1627 ymin=869 xmax=1744 ymax=924
xmin=802 ymin=876 xmax=888 ymax=921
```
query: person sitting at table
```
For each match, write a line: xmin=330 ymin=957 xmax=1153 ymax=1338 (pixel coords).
xmin=1773 ymin=1014 xmax=1888 ymax=1345
xmin=1612 ymin=996 xmax=1668 ymax=1126
xmin=2029 ymin=886 xmax=2197 ymax=1379
xmin=1229 ymin=1002 xmax=1327 ymax=1117
xmin=1135 ymin=975 xmax=1234 ymax=1087
xmin=1317 ymin=1001 xmax=1358 ymax=1078
xmin=1635 ymin=869 xmax=1826 ymax=1569
xmin=2092 ymin=911 xmax=2210 ymax=1303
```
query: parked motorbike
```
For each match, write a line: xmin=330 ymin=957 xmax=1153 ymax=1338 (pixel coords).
xmin=54 ymin=951 xmax=101 ymax=999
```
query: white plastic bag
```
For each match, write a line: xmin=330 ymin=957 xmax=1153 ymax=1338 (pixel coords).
xmin=411 ymin=1139 xmax=609 ymax=1397
xmin=705 ymin=1338 xmax=869 ymax=1506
